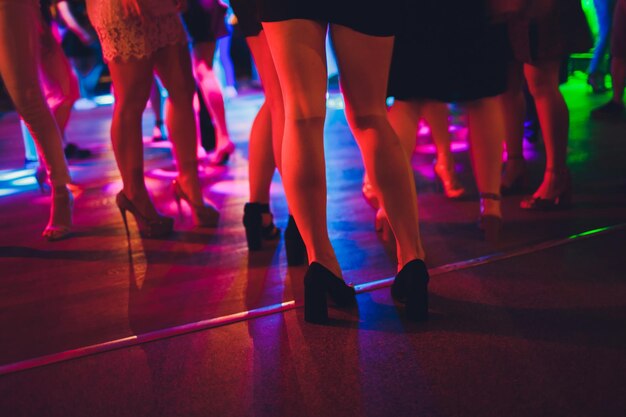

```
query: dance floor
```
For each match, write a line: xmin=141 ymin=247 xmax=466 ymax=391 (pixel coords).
xmin=1 ymin=74 xmax=625 ymax=416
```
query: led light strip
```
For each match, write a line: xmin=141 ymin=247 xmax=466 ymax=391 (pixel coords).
xmin=1 ymin=223 xmax=624 ymax=376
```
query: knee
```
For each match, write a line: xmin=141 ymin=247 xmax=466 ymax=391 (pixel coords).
xmin=165 ymin=76 xmax=196 ymax=106
xmin=527 ymin=77 xmax=559 ymax=99
xmin=12 ymin=86 xmax=50 ymax=122
xmin=346 ymin=111 xmax=387 ymax=133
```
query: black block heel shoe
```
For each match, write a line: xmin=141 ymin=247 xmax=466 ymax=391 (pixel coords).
xmin=391 ymin=259 xmax=429 ymax=322
xmin=243 ymin=203 xmax=280 ymax=250
xmin=285 ymin=215 xmax=306 ymax=266
xmin=304 ymin=262 xmax=356 ymax=324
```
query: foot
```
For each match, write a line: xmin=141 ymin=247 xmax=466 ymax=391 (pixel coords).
xmin=206 ymin=141 xmax=235 ymax=166
xmin=362 ymin=173 xmax=379 ymax=209
xmin=434 ymin=155 xmax=465 ymax=199
xmin=530 ymin=169 xmax=570 ymax=201
xmin=42 ymin=186 xmax=74 ymax=241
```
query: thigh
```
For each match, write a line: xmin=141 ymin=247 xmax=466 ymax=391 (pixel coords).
xmin=524 ymin=60 xmax=561 ymax=95
xmin=329 ymin=24 xmax=393 ymax=116
xmin=262 ymin=20 xmax=328 ymax=119
xmin=108 ymin=57 xmax=154 ymax=109
xmin=153 ymin=42 xmax=196 ymax=99
xmin=0 ymin=3 xmax=42 ymax=104
xmin=246 ymin=32 xmax=281 ymax=102
xmin=191 ymin=41 xmax=217 ymax=69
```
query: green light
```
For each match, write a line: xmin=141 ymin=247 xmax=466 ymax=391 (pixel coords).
xmin=568 ymin=226 xmax=611 ymax=239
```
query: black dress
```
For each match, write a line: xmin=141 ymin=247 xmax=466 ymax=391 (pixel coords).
xmin=388 ymin=0 xmax=511 ymax=103
xmin=256 ymin=0 xmax=401 ymax=37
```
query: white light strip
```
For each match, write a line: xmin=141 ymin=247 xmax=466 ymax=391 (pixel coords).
xmin=1 ymin=222 xmax=624 ymax=376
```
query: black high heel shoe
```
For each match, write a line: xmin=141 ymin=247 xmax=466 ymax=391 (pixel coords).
xmin=520 ymin=170 xmax=572 ymax=210
xmin=285 ymin=215 xmax=307 ymax=266
xmin=391 ymin=259 xmax=429 ymax=322
xmin=500 ymin=156 xmax=528 ymax=195
xmin=243 ymin=202 xmax=280 ymax=250
xmin=116 ymin=191 xmax=174 ymax=238
xmin=304 ymin=262 xmax=356 ymax=324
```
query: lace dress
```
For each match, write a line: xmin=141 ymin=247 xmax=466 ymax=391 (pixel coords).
xmin=86 ymin=0 xmax=187 ymax=62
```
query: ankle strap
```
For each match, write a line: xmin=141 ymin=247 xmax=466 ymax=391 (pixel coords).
xmin=479 ymin=192 xmax=501 ymax=201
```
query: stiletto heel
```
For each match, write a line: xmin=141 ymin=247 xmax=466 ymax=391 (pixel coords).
xmin=304 ymin=262 xmax=356 ymax=324
xmin=434 ymin=158 xmax=465 ymax=199
xmin=115 ymin=191 xmax=174 ymax=238
xmin=304 ymin=264 xmax=329 ymax=324
xmin=172 ymin=179 xmax=219 ymax=227
xmin=285 ymin=215 xmax=306 ymax=266
xmin=243 ymin=202 xmax=280 ymax=251
xmin=391 ymin=259 xmax=429 ymax=322
xmin=206 ymin=142 xmax=235 ymax=166
xmin=478 ymin=192 xmax=502 ymax=243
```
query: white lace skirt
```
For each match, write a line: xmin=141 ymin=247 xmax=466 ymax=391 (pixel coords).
xmin=86 ymin=0 xmax=187 ymax=62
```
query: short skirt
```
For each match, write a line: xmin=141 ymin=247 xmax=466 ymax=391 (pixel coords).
xmin=87 ymin=0 xmax=187 ymax=62
xmin=388 ymin=0 xmax=510 ymax=103
xmin=508 ymin=0 xmax=592 ymax=63
xmin=256 ymin=0 xmax=400 ymax=37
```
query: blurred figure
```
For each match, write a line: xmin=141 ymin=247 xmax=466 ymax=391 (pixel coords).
xmin=0 ymin=0 xmax=74 ymax=240
xmin=503 ymin=0 xmax=592 ymax=210
xmin=588 ymin=0 xmax=617 ymax=93
xmin=592 ymin=0 xmax=626 ymax=118
xmin=181 ymin=0 xmax=235 ymax=166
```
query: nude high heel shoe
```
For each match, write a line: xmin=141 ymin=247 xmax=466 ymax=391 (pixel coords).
xmin=42 ymin=186 xmax=74 ymax=241
xmin=172 ymin=179 xmax=219 ymax=227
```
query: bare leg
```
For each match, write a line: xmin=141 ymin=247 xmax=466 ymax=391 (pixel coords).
xmin=148 ymin=76 xmax=166 ymax=140
xmin=0 ymin=3 xmax=72 ymax=238
xmin=387 ymin=99 xmax=421 ymax=158
xmin=330 ymin=24 xmax=425 ymax=268
xmin=525 ymin=60 xmax=570 ymax=198
xmin=246 ymin=33 xmax=284 ymax=205
xmin=107 ymin=56 xmax=158 ymax=217
xmin=610 ymin=56 xmax=626 ymax=103
xmin=263 ymin=20 xmax=341 ymax=275
xmin=501 ymin=62 xmax=527 ymax=189
xmin=465 ymin=96 xmax=505 ymax=218
xmin=191 ymin=41 xmax=233 ymax=156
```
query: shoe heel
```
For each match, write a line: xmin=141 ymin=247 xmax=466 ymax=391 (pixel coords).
xmin=285 ymin=215 xmax=306 ymax=266
xmin=243 ymin=203 xmax=263 ymax=251
xmin=172 ymin=184 xmax=184 ymax=220
xmin=118 ymin=205 xmax=130 ymax=237
xmin=406 ymin=278 xmax=429 ymax=322
xmin=304 ymin=267 xmax=328 ymax=324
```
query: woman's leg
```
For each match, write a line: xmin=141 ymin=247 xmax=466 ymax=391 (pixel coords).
xmin=246 ymin=32 xmax=284 ymax=204
xmin=153 ymin=42 xmax=205 ymax=206
xmin=387 ymin=99 xmax=421 ymax=158
xmin=149 ymin=76 xmax=167 ymax=140
xmin=501 ymin=62 xmax=527 ymax=189
xmin=263 ymin=20 xmax=340 ymax=275
xmin=191 ymin=41 xmax=233 ymax=154
xmin=107 ymin=56 xmax=157 ymax=217
xmin=0 ymin=2 xmax=72 ymax=238
xmin=465 ymin=96 xmax=505 ymax=218
xmin=524 ymin=60 xmax=570 ymax=198
xmin=330 ymin=24 xmax=425 ymax=268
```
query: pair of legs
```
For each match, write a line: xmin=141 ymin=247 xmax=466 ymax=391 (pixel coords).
xmin=263 ymin=20 xmax=425 ymax=276
xmin=389 ymin=97 xmax=503 ymax=218
xmin=502 ymin=60 xmax=571 ymax=200
xmin=387 ymin=100 xmax=465 ymax=199
xmin=191 ymin=41 xmax=234 ymax=161
xmin=0 ymin=1 xmax=72 ymax=239
xmin=107 ymin=42 xmax=206 ymax=219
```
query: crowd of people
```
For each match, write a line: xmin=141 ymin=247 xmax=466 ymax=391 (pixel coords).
xmin=1 ymin=0 xmax=622 ymax=323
